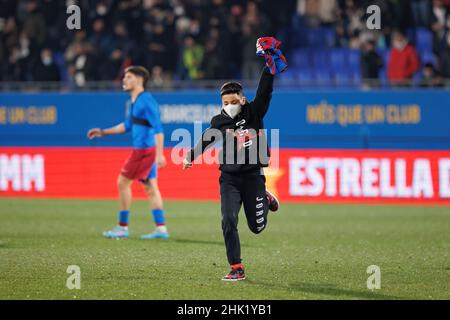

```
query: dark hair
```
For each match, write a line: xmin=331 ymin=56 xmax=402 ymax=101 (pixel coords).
xmin=125 ymin=65 xmax=150 ymax=86
xmin=220 ymin=81 xmax=243 ymax=96
xmin=424 ymin=62 xmax=437 ymax=74
xmin=393 ymin=29 xmax=406 ymax=38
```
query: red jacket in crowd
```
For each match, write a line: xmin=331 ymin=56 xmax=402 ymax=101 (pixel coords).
xmin=387 ymin=43 xmax=421 ymax=80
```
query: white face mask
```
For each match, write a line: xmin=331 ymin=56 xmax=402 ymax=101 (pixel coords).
xmin=97 ymin=5 xmax=107 ymax=16
xmin=42 ymin=57 xmax=52 ymax=66
xmin=223 ymin=103 xmax=242 ymax=118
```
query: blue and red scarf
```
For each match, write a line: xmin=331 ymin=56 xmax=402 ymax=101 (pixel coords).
xmin=256 ymin=37 xmax=288 ymax=75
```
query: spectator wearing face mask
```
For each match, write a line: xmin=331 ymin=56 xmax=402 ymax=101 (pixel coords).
xmin=419 ymin=62 xmax=444 ymax=87
xmin=361 ymin=39 xmax=383 ymax=87
xmin=148 ymin=65 xmax=165 ymax=88
xmin=32 ymin=48 xmax=60 ymax=82
xmin=387 ymin=30 xmax=421 ymax=86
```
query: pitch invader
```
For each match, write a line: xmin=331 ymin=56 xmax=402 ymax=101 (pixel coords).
xmin=183 ymin=37 xmax=287 ymax=281
xmin=87 ymin=66 xmax=169 ymax=240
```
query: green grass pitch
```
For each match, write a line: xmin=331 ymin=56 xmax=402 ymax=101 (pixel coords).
xmin=0 ymin=198 xmax=449 ymax=300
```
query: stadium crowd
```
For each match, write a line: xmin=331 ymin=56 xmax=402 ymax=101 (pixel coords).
xmin=0 ymin=0 xmax=449 ymax=87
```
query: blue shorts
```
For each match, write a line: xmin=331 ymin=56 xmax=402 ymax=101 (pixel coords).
xmin=147 ymin=162 xmax=157 ymax=180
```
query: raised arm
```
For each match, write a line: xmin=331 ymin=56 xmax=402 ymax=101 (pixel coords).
xmin=252 ymin=67 xmax=274 ymax=119
xmin=252 ymin=37 xmax=287 ymax=118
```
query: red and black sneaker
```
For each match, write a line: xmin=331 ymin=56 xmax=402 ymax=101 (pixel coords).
xmin=266 ymin=189 xmax=279 ymax=212
xmin=222 ymin=265 xmax=246 ymax=282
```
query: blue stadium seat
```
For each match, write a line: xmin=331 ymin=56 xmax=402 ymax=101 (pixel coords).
xmin=297 ymin=68 xmax=314 ymax=86
xmin=377 ymin=48 xmax=390 ymax=66
xmin=307 ymin=28 xmax=324 ymax=48
xmin=347 ymin=49 xmax=361 ymax=72
xmin=290 ymin=28 xmax=307 ymax=48
xmin=347 ymin=49 xmax=360 ymax=64
xmin=334 ymin=70 xmax=352 ymax=86
xmin=352 ymin=68 xmax=362 ymax=79
xmin=321 ymin=27 xmax=336 ymax=48
xmin=334 ymin=69 xmax=362 ymax=88
xmin=378 ymin=69 xmax=389 ymax=87
xmin=53 ymin=51 xmax=69 ymax=82
xmin=291 ymin=14 xmax=304 ymax=32
xmin=330 ymin=49 xmax=347 ymax=70
xmin=404 ymin=28 xmax=415 ymax=44
xmin=420 ymin=50 xmax=438 ymax=66
xmin=306 ymin=27 xmax=337 ymax=48
xmin=291 ymin=20 xmax=335 ymax=49
xmin=314 ymin=68 xmax=332 ymax=85
xmin=377 ymin=48 xmax=391 ymax=64
xmin=277 ymin=69 xmax=298 ymax=87
xmin=311 ymin=49 xmax=330 ymax=68
xmin=292 ymin=49 xmax=310 ymax=68
xmin=413 ymin=71 xmax=423 ymax=82
xmin=415 ymin=27 xmax=433 ymax=52
xmin=411 ymin=71 xmax=423 ymax=87
xmin=351 ymin=69 xmax=362 ymax=86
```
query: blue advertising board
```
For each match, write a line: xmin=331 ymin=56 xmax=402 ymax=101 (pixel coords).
xmin=0 ymin=89 xmax=449 ymax=149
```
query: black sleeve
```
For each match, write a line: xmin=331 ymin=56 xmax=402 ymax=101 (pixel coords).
xmin=252 ymin=67 xmax=274 ymax=119
xmin=187 ymin=116 xmax=222 ymax=162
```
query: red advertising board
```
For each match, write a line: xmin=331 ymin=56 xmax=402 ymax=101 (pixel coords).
xmin=1 ymin=147 xmax=449 ymax=205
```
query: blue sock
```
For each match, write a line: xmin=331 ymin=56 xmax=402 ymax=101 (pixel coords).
xmin=119 ymin=210 xmax=130 ymax=227
xmin=152 ymin=209 xmax=165 ymax=226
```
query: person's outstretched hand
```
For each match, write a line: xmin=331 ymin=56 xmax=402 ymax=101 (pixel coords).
xmin=87 ymin=128 xmax=103 ymax=139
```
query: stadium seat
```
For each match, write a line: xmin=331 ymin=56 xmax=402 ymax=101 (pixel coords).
xmin=291 ymin=14 xmax=304 ymax=32
xmin=307 ymin=28 xmax=324 ymax=48
xmin=292 ymin=49 xmax=310 ymax=68
xmin=314 ymin=68 xmax=333 ymax=86
xmin=306 ymin=27 xmax=337 ymax=48
xmin=297 ymin=68 xmax=314 ymax=86
xmin=277 ymin=69 xmax=298 ymax=87
xmin=330 ymin=49 xmax=347 ymax=71
xmin=321 ymin=27 xmax=336 ymax=48
xmin=311 ymin=49 xmax=330 ymax=68
xmin=347 ymin=49 xmax=361 ymax=72
xmin=412 ymin=71 xmax=423 ymax=84
xmin=378 ymin=69 xmax=389 ymax=87
xmin=415 ymin=27 xmax=433 ymax=52
xmin=334 ymin=70 xmax=352 ymax=86
xmin=420 ymin=51 xmax=438 ymax=66
xmin=334 ymin=68 xmax=362 ymax=88
xmin=53 ymin=51 xmax=70 ymax=82
xmin=351 ymin=69 xmax=362 ymax=86
xmin=377 ymin=48 xmax=390 ymax=67
xmin=377 ymin=48 xmax=390 ymax=80
xmin=406 ymin=28 xmax=415 ymax=43
xmin=290 ymin=27 xmax=306 ymax=48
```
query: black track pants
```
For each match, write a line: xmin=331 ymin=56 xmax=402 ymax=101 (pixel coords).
xmin=219 ymin=170 xmax=269 ymax=265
